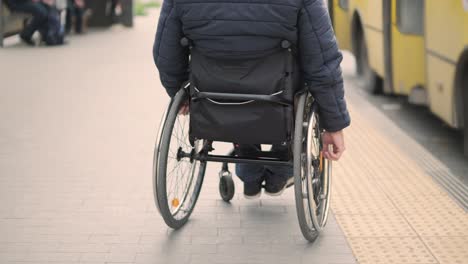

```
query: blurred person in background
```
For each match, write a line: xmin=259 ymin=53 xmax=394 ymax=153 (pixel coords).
xmin=65 ymin=0 xmax=85 ymax=34
xmin=110 ymin=0 xmax=122 ymax=21
xmin=4 ymin=0 xmax=48 ymax=45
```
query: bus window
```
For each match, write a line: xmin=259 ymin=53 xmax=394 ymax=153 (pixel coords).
xmin=339 ymin=0 xmax=349 ymax=10
xmin=396 ymin=0 xmax=424 ymax=35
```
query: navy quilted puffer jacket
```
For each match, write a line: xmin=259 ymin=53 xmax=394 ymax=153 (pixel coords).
xmin=153 ymin=0 xmax=350 ymax=132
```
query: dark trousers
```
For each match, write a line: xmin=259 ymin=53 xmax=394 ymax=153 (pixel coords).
xmin=65 ymin=5 xmax=84 ymax=33
xmin=235 ymin=144 xmax=293 ymax=183
xmin=110 ymin=0 xmax=119 ymax=22
xmin=7 ymin=1 xmax=48 ymax=39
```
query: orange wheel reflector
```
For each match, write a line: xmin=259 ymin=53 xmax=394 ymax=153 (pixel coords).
xmin=319 ymin=152 xmax=323 ymax=172
xmin=171 ymin=198 xmax=180 ymax=208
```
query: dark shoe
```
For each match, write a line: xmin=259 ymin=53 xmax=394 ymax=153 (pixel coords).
xmin=20 ymin=34 xmax=35 ymax=46
xmin=264 ymin=172 xmax=293 ymax=197
xmin=243 ymin=178 xmax=263 ymax=199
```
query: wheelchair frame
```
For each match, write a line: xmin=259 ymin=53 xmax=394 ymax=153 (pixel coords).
xmin=153 ymin=84 xmax=332 ymax=242
xmin=153 ymin=37 xmax=330 ymax=242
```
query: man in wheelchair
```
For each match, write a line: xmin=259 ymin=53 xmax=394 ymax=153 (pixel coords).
xmin=153 ymin=0 xmax=350 ymax=199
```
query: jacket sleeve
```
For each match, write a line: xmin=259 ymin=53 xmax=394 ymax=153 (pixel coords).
xmin=153 ymin=0 xmax=189 ymax=97
xmin=298 ymin=0 xmax=350 ymax=132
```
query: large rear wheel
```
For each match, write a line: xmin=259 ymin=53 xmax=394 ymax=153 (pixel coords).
xmin=463 ymin=69 xmax=468 ymax=158
xmin=153 ymin=89 xmax=206 ymax=229
xmin=294 ymin=92 xmax=332 ymax=242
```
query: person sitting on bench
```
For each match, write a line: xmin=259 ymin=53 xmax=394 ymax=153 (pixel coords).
xmin=4 ymin=0 xmax=48 ymax=45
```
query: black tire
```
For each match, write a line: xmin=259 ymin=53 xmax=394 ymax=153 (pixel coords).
xmin=219 ymin=175 xmax=235 ymax=202
xmin=358 ymin=35 xmax=382 ymax=94
xmin=153 ymin=89 xmax=206 ymax=229
xmin=293 ymin=92 xmax=332 ymax=243
xmin=463 ymin=69 xmax=468 ymax=158
xmin=465 ymin=115 xmax=468 ymax=158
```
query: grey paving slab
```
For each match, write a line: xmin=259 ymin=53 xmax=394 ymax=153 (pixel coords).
xmin=0 ymin=8 xmax=356 ymax=264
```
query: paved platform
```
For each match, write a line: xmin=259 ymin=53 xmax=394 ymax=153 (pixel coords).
xmin=0 ymin=7 xmax=467 ymax=264
xmin=333 ymin=61 xmax=468 ymax=263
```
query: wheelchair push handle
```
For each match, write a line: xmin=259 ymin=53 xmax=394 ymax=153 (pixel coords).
xmin=180 ymin=37 xmax=192 ymax=47
xmin=281 ymin=40 xmax=291 ymax=49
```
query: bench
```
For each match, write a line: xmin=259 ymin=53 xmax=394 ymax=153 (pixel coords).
xmin=0 ymin=0 xmax=32 ymax=47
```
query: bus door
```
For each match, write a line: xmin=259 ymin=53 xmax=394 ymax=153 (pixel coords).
xmin=383 ymin=0 xmax=393 ymax=93
xmin=386 ymin=0 xmax=426 ymax=96
xmin=331 ymin=0 xmax=352 ymax=51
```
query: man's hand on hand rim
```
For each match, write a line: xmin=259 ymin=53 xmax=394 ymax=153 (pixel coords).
xmin=322 ymin=130 xmax=345 ymax=161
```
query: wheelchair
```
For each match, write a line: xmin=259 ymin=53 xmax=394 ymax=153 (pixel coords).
xmin=153 ymin=39 xmax=332 ymax=243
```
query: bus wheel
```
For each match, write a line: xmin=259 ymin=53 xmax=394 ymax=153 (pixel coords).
xmin=359 ymin=37 xmax=383 ymax=94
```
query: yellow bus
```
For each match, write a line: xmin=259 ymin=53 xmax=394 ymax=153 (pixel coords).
xmin=328 ymin=0 xmax=468 ymax=155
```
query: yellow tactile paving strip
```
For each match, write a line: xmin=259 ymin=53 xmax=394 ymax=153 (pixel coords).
xmin=331 ymin=104 xmax=468 ymax=264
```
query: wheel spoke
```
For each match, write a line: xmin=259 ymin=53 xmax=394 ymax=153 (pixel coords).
xmin=162 ymin=107 xmax=205 ymax=219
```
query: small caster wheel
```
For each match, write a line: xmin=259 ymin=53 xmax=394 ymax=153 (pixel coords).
xmin=219 ymin=170 xmax=235 ymax=202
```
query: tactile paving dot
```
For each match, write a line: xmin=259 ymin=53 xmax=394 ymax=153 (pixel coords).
xmin=422 ymin=236 xmax=468 ymax=264
xmin=335 ymin=214 xmax=416 ymax=237
xmin=348 ymin=237 xmax=438 ymax=264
